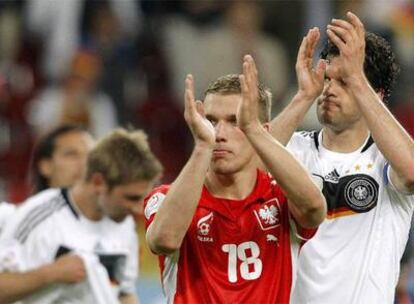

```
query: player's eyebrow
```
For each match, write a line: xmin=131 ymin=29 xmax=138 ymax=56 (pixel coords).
xmin=125 ymin=194 xmax=143 ymax=202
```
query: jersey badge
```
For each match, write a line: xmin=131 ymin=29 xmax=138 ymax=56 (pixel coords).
xmin=197 ymin=212 xmax=214 ymax=242
xmin=253 ymin=198 xmax=280 ymax=230
xmin=344 ymin=175 xmax=379 ymax=212
xmin=145 ymin=192 xmax=165 ymax=220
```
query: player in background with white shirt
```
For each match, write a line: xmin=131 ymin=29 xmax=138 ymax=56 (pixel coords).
xmin=271 ymin=12 xmax=414 ymax=303
xmin=145 ymin=56 xmax=326 ymax=303
xmin=0 ymin=125 xmax=95 ymax=303
xmin=30 ymin=124 xmax=94 ymax=194
xmin=0 ymin=128 xmax=162 ymax=304
xmin=0 ymin=124 xmax=93 ymax=234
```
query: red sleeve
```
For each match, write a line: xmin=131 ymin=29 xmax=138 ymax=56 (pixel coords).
xmin=143 ymin=185 xmax=170 ymax=231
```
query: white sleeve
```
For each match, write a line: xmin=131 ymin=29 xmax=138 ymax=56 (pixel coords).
xmin=1 ymin=210 xmax=59 ymax=272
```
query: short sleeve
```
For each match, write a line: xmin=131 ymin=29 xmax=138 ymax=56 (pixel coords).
xmin=143 ymin=185 xmax=170 ymax=230
xmin=0 ymin=207 xmax=59 ymax=272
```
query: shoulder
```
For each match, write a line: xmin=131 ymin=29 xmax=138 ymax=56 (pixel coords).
xmin=3 ymin=189 xmax=67 ymax=242
xmin=289 ymin=130 xmax=319 ymax=147
xmin=143 ymin=185 xmax=170 ymax=222
xmin=0 ymin=201 xmax=15 ymax=214
xmin=257 ymin=170 xmax=288 ymax=203
xmin=0 ymin=202 xmax=16 ymax=234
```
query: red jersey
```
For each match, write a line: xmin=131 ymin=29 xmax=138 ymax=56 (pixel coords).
xmin=144 ymin=170 xmax=315 ymax=304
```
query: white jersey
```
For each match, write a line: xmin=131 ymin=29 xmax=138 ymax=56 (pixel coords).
xmin=288 ymin=131 xmax=414 ymax=304
xmin=0 ymin=201 xmax=16 ymax=235
xmin=0 ymin=188 xmax=138 ymax=303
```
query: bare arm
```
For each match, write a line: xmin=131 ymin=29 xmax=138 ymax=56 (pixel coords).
xmin=239 ymin=55 xmax=326 ymax=228
xmin=0 ymin=254 xmax=86 ymax=303
xmin=327 ymin=12 xmax=414 ymax=194
xmin=120 ymin=293 xmax=139 ymax=304
xmin=146 ymin=75 xmax=215 ymax=255
xmin=270 ymin=28 xmax=326 ymax=145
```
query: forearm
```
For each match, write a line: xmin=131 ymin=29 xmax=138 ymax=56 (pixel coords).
xmin=349 ymin=76 xmax=414 ymax=187
xmin=246 ymin=125 xmax=326 ymax=227
xmin=0 ymin=265 xmax=56 ymax=303
xmin=270 ymin=93 xmax=315 ymax=145
xmin=147 ymin=145 xmax=212 ymax=254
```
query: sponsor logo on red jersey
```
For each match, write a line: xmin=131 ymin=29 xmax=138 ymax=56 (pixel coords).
xmin=197 ymin=212 xmax=214 ymax=242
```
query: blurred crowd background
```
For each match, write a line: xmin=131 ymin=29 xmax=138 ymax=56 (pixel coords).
xmin=0 ymin=0 xmax=413 ymax=303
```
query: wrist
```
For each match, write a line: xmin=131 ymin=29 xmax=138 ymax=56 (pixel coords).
xmin=243 ymin=122 xmax=265 ymax=138
xmin=37 ymin=263 xmax=59 ymax=285
xmin=344 ymin=72 xmax=367 ymax=89
xmin=294 ymin=91 xmax=318 ymax=104
xmin=193 ymin=142 xmax=214 ymax=155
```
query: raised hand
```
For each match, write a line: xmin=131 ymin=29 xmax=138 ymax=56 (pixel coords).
xmin=296 ymin=27 xmax=326 ymax=101
xmin=238 ymin=55 xmax=261 ymax=133
xmin=183 ymin=74 xmax=215 ymax=148
xmin=326 ymin=12 xmax=365 ymax=81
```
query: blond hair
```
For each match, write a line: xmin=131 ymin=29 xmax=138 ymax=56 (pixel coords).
xmin=86 ymin=128 xmax=163 ymax=188
xmin=205 ymin=74 xmax=272 ymax=122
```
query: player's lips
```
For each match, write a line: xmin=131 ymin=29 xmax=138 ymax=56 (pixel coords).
xmin=213 ymin=149 xmax=231 ymax=157
xmin=319 ymin=97 xmax=339 ymax=109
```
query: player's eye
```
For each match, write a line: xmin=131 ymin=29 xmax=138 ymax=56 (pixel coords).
xmin=206 ymin=116 xmax=217 ymax=126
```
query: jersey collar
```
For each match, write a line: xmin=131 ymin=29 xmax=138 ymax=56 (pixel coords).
xmin=314 ymin=130 xmax=374 ymax=153
xmin=199 ymin=170 xmax=271 ymax=220
xmin=61 ymin=188 xmax=79 ymax=219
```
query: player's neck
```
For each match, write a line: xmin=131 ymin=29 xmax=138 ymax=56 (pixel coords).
xmin=205 ymin=167 xmax=257 ymax=201
xmin=322 ymin=125 xmax=369 ymax=153
xmin=69 ymin=182 xmax=104 ymax=221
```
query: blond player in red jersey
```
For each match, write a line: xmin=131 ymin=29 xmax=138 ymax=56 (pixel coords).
xmin=144 ymin=55 xmax=327 ymax=303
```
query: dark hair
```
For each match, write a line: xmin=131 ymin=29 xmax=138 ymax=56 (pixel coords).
xmin=30 ymin=124 xmax=87 ymax=193
xmin=320 ymin=31 xmax=400 ymax=104
xmin=205 ymin=74 xmax=272 ymax=123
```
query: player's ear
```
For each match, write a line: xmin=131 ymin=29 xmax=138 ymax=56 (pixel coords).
xmin=263 ymin=122 xmax=271 ymax=132
xmin=38 ymin=159 xmax=52 ymax=178
xmin=90 ymin=173 xmax=108 ymax=194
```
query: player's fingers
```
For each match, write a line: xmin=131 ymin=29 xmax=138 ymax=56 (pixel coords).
xmin=330 ymin=18 xmax=353 ymax=30
xmin=315 ymin=59 xmax=327 ymax=79
xmin=326 ymin=29 xmax=346 ymax=52
xmin=327 ymin=24 xmax=351 ymax=44
xmin=239 ymin=74 xmax=249 ymax=97
xmin=296 ymin=36 xmax=308 ymax=67
xmin=247 ymin=54 xmax=259 ymax=80
xmin=195 ymin=100 xmax=204 ymax=116
xmin=346 ymin=11 xmax=364 ymax=34
xmin=184 ymin=75 xmax=196 ymax=116
xmin=242 ymin=59 xmax=253 ymax=92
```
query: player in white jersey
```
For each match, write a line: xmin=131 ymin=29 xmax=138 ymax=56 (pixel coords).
xmin=0 ymin=128 xmax=163 ymax=303
xmin=270 ymin=12 xmax=414 ymax=303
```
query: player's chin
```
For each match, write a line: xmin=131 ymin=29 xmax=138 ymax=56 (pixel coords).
xmin=317 ymin=110 xmax=335 ymax=126
xmin=111 ymin=212 xmax=128 ymax=223
xmin=211 ymin=164 xmax=238 ymax=175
